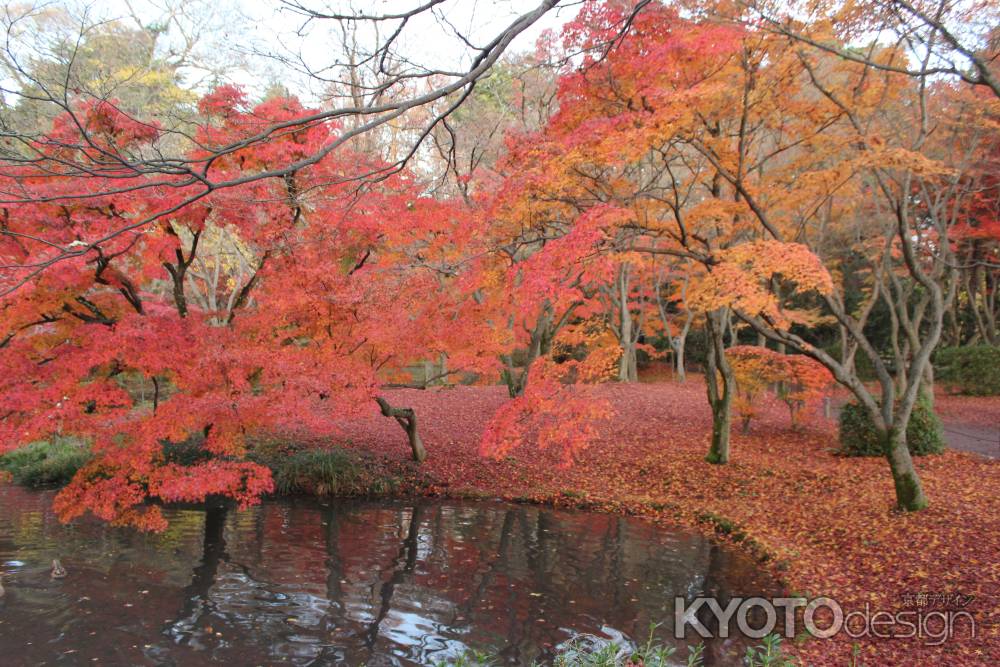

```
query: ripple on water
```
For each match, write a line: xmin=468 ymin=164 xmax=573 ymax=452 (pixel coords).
xmin=0 ymin=485 xmax=779 ymax=666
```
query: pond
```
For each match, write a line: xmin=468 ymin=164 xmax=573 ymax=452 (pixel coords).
xmin=0 ymin=485 xmax=780 ymax=666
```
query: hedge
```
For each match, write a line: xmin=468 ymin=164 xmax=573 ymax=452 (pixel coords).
xmin=838 ymin=394 xmax=945 ymax=456
xmin=934 ymin=345 xmax=1000 ymax=395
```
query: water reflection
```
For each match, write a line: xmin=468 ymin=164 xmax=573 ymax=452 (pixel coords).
xmin=0 ymin=485 xmax=778 ymax=665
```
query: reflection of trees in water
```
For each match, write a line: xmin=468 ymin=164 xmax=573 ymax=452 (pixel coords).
xmin=162 ymin=503 xmax=228 ymax=648
xmin=456 ymin=509 xmax=516 ymax=654
xmin=0 ymin=485 xmax=780 ymax=666
xmin=702 ymin=543 xmax=728 ymax=666
xmin=363 ymin=504 xmax=423 ymax=649
xmin=324 ymin=505 xmax=344 ymax=620
xmin=142 ymin=499 xmax=769 ymax=665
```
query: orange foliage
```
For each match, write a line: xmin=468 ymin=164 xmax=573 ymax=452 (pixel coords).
xmin=728 ymin=345 xmax=835 ymax=431
xmin=688 ymin=242 xmax=834 ymax=329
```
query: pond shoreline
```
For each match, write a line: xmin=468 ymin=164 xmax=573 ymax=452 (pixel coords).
xmin=0 ymin=482 xmax=782 ymax=666
xmin=0 ymin=439 xmax=786 ymax=580
xmin=6 ymin=383 xmax=997 ymax=667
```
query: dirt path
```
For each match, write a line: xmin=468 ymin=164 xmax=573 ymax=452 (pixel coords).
xmin=933 ymin=392 xmax=1000 ymax=459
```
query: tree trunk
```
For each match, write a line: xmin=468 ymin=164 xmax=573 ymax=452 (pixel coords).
xmin=704 ymin=310 xmax=733 ymax=464
xmin=618 ymin=343 xmax=638 ymax=382
xmin=885 ymin=426 xmax=928 ymax=511
xmin=375 ymin=397 xmax=427 ymax=463
xmin=707 ymin=391 xmax=732 ymax=463
xmin=404 ymin=420 xmax=426 ymax=463
xmin=673 ymin=336 xmax=687 ymax=383
xmin=615 ymin=265 xmax=639 ymax=383
xmin=502 ymin=306 xmax=555 ymax=398
xmin=920 ymin=364 xmax=935 ymax=410
xmin=672 ymin=308 xmax=692 ymax=383
xmin=654 ymin=269 xmax=692 ymax=383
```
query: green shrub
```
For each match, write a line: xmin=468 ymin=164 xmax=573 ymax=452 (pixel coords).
xmin=838 ymin=395 xmax=944 ymax=456
xmin=433 ymin=650 xmax=498 ymax=667
xmin=432 ymin=630 xmax=799 ymax=667
xmin=552 ymin=624 xmax=704 ymax=667
xmin=743 ymin=634 xmax=797 ymax=667
xmin=0 ymin=438 xmax=91 ymax=487
xmin=249 ymin=444 xmax=400 ymax=497
xmin=934 ymin=345 xmax=1000 ymax=395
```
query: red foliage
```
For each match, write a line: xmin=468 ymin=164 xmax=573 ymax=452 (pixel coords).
xmin=480 ymin=341 xmax=618 ymax=466
xmin=0 ymin=89 xmax=505 ymax=528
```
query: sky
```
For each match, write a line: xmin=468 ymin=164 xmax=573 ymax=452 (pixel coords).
xmin=79 ymin=0 xmax=582 ymax=99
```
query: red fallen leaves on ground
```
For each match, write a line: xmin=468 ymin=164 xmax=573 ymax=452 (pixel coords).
xmin=936 ymin=392 xmax=1000 ymax=428
xmin=335 ymin=378 xmax=999 ymax=666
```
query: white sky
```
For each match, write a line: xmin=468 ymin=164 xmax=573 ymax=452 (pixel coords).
xmin=82 ymin=0 xmax=581 ymax=99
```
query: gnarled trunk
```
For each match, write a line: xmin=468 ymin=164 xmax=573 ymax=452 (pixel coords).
xmin=375 ymin=397 xmax=426 ymax=463
xmin=502 ymin=304 xmax=557 ymax=398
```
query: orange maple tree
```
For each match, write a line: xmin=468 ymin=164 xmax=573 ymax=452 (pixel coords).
xmin=479 ymin=0 xmax=999 ymax=513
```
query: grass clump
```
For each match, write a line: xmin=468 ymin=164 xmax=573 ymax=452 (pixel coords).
xmin=0 ymin=438 xmax=90 ymax=487
xmin=248 ymin=440 xmax=401 ymax=497
xmin=433 ymin=650 xmax=498 ymax=667
xmin=743 ymin=634 xmax=799 ymax=667
xmin=436 ymin=625 xmax=710 ymax=666
xmin=553 ymin=627 xmax=704 ymax=667
xmin=697 ymin=511 xmax=748 ymax=542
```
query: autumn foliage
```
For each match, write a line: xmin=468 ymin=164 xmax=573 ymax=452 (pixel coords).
xmin=0 ymin=1 xmax=998 ymax=662
xmin=728 ymin=346 xmax=834 ymax=432
xmin=0 ymin=92 xmax=503 ymax=529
